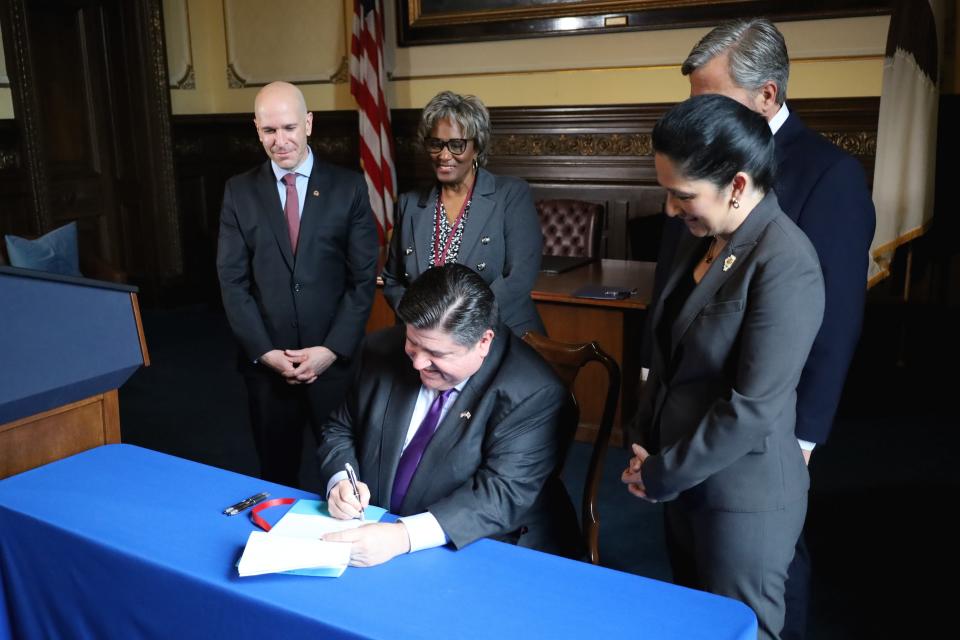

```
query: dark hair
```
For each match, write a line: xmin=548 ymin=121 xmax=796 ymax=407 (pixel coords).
xmin=396 ymin=264 xmax=499 ymax=346
xmin=652 ymin=93 xmax=775 ymax=193
xmin=681 ymin=18 xmax=790 ymax=106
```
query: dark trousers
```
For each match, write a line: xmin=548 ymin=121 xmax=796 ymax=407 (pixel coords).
xmin=781 ymin=533 xmax=811 ymax=640
xmin=241 ymin=360 xmax=351 ymax=488
xmin=665 ymin=496 xmax=806 ymax=640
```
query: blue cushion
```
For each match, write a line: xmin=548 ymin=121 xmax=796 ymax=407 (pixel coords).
xmin=4 ymin=222 xmax=82 ymax=277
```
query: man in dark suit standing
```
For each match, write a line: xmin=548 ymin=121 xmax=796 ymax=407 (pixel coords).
xmin=319 ymin=264 xmax=581 ymax=567
xmin=646 ymin=19 xmax=876 ymax=638
xmin=217 ymin=81 xmax=377 ymax=488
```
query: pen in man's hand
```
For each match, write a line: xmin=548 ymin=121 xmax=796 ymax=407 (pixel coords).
xmin=344 ymin=463 xmax=364 ymax=519
xmin=223 ymin=491 xmax=269 ymax=516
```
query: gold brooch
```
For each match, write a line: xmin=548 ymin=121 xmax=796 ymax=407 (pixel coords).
xmin=723 ymin=255 xmax=737 ymax=272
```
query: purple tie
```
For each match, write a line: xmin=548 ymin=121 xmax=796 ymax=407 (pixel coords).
xmin=282 ymin=173 xmax=300 ymax=254
xmin=391 ymin=388 xmax=458 ymax=512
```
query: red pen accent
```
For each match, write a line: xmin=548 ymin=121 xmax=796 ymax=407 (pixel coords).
xmin=250 ymin=497 xmax=296 ymax=532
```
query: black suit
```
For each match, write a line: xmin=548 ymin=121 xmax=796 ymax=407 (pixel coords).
xmin=317 ymin=324 xmax=582 ymax=557
xmin=217 ymin=157 xmax=378 ymax=487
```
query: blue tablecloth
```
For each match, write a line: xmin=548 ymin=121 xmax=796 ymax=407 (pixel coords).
xmin=0 ymin=445 xmax=757 ymax=639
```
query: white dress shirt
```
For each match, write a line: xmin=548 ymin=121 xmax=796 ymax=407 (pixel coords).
xmin=326 ymin=377 xmax=470 ymax=552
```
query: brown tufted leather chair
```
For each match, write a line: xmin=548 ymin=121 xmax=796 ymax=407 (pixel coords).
xmin=535 ymin=199 xmax=603 ymax=258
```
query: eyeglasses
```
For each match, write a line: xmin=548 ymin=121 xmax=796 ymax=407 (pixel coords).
xmin=424 ymin=137 xmax=472 ymax=155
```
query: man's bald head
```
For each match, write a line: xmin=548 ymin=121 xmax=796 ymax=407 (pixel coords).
xmin=254 ymin=81 xmax=313 ymax=170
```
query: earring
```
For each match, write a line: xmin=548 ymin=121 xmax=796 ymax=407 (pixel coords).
xmin=731 ymin=197 xmax=740 ymax=209
xmin=472 ymin=158 xmax=479 ymax=172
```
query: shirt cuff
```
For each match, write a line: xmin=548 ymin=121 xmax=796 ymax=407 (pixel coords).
xmin=399 ymin=512 xmax=450 ymax=553
xmin=326 ymin=470 xmax=349 ymax=499
xmin=797 ymin=439 xmax=816 ymax=452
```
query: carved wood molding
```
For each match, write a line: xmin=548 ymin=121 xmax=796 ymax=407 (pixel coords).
xmin=145 ymin=0 xmax=182 ymax=275
xmin=1 ymin=0 xmax=50 ymax=233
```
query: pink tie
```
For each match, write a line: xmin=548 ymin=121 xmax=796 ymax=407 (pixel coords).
xmin=282 ymin=173 xmax=299 ymax=255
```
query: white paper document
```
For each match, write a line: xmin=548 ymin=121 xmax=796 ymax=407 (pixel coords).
xmin=268 ymin=512 xmax=364 ymax=538
xmin=237 ymin=531 xmax=352 ymax=577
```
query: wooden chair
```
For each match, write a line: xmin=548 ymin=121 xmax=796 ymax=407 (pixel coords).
xmin=522 ymin=331 xmax=621 ymax=565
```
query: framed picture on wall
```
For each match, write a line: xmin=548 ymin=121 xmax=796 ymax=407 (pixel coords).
xmin=396 ymin=0 xmax=891 ymax=46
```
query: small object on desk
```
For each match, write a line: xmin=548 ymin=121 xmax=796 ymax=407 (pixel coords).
xmin=223 ymin=491 xmax=270 ymax=516
xmin=344 ymin=462 xmax=364 ymax=519
xmin=539 ymin=254 xmax=595 ymax=275
xmin=571 ymin=284 xmax=637 ymax=300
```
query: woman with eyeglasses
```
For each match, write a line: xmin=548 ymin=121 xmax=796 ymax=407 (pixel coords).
xmin=382 ymin=90 xmax=545 ymax=336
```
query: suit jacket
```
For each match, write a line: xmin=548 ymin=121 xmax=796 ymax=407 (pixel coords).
xmin=637 ymin=193 xmax=824 ymax=512
xmin=316 ymin=324 xmax=581 ymax=555
xmin=217 ymin=158 xmax=378 ymax=366
xmin=644 ymin=110 xmax=876 ymax=444
xmin=382 ymin=168 xmax=545 ymax=336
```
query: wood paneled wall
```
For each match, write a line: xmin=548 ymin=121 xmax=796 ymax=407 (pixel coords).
xmin=0 ymin=120 xmax=31 ymax=239
xmin=169 ymin=97 xmax=879 ymax=304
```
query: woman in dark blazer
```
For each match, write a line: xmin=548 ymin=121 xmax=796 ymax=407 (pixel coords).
xmin=382 ymin=91 xmax=544 ymax=336
xmin=622 ymin=94 xmax=825 ymax=640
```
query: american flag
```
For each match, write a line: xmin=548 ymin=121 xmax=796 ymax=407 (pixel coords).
xmin=350 ymin=0 xmax=396 ymax=246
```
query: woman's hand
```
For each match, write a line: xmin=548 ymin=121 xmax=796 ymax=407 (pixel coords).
xmin=621 ymin=443 xmax=657 ymax=502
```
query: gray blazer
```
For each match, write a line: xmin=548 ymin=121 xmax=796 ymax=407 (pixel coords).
xmin=316 ymin=324 xmax=582 ymax=556
xmin=636 ymin=193 xmax=825 ymax=512
xmin=382 ymin=168 xmax=545 ymax=336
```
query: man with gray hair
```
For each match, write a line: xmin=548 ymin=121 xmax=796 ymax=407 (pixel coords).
xmin=645 ymin=18 xmax=876 ymax=639
xmin=319 ymin=264 xmax=581 ymax=566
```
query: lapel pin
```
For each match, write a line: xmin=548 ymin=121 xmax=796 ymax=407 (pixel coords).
xmin=723 ymin=255 xmax=737 ymax=272
xmin=312 ymin=190 xmax=320 ymax=197
xmin=405 ymin=247 xmax=414 ymax=255
xmin=481 ymin=236 xmax=490 ymax=245
xmin=459 ymin=411 xmax=471 ymax=420
xmin=476 ymin=262 xmax=486 ymax=271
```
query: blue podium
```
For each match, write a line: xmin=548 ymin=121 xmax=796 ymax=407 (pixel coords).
xmin=0 ymin=266 xmax=149 ymax=478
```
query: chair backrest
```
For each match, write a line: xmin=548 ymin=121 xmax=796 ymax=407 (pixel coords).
xmin=522 ymin=331 xmax=621 ymax=565
xmin=627 ymin=212 xmax=666 ymax=262
xmin=535 ymin=199 xmax=603 ymax=258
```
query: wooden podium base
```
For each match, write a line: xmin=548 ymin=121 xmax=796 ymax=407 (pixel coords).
xmin=0 ymin=390 xmax=121 ymax=479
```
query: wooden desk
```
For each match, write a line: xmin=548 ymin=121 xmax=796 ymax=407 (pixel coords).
xmin=533 ymin=260 xmax=654 ymax=446
xmin=367 ymin=261 xmax=655 ymax=447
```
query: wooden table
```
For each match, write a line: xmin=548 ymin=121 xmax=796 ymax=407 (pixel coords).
xmin=367 ymin=260 xmax=655 ymax=446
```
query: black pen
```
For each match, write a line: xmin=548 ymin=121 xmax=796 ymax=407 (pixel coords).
xmin=345 ymin=463 xmax=364 ymax=520
xmin=223 ymin=491 xmax=269 ymax=516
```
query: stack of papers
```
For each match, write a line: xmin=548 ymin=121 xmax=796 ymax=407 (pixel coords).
xmin=236 ymin=499 xmax=387 ymax=578
xmin=237 ymin=532 xmax=352 ymax=577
